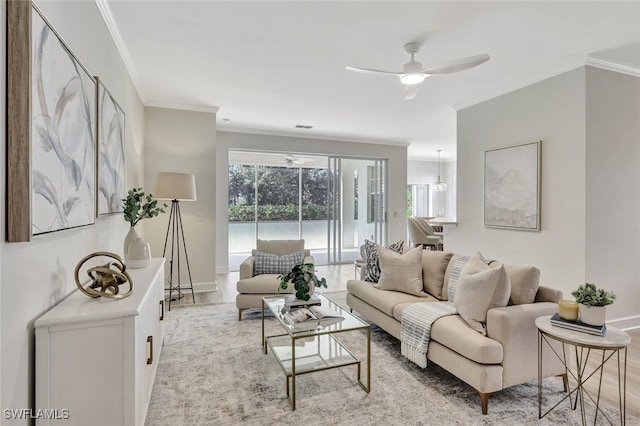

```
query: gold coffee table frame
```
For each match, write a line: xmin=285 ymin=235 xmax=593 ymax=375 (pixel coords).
xmin=536 ymin=315 xmax=631 ymax=425
xmin=262 ymin=293 xmax=371 ymax=410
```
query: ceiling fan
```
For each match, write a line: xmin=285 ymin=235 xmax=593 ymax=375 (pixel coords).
xmin=283 ymin=154 xmax=313 ymax=167
xmin=346 ymin=42 xmax=490 ymax=100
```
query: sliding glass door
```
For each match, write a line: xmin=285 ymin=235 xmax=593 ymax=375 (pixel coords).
xmin=327 ymin=157 xmax=387 ymax=264
xmin=228 ymin=151 xmax=387 ymax=269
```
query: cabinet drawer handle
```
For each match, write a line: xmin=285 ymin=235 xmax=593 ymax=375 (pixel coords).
xmin=159 ymin=300 xmax=164 ymax=321
xmin=147 ymin=336 xmax=153 ymax=365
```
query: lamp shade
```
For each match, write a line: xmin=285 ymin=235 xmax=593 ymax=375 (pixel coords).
xmin=155 ymin=173 xmax=197 ymax=201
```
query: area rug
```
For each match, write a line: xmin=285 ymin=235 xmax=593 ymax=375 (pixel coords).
xmin=145 ymin=293 xmax=635 ymax=425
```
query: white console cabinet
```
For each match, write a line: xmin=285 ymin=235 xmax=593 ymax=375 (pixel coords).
xmin=35 ymin=258 xmax=166 ymax=426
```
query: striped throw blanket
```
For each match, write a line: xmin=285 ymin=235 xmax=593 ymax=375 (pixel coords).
xmin=401 ymin=301 xmax=458 ymax=368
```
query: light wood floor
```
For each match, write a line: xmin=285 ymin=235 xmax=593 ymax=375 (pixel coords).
xmin=171 ymin=264 xmax=640 ymax=420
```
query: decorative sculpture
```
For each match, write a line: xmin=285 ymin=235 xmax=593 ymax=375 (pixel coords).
xmin=74 ymin=252 xmax=133 ymax=299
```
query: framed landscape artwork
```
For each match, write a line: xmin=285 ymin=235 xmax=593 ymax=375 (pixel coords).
xmin=7 ymin=2 xmax=96 ymax=241
xmin=96 ymin=77 xmax=126 ymax=216
xmin=484 ymin=140 xmax=541 ymax=231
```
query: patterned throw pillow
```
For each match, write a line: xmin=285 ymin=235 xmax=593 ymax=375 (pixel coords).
xmin=254 ymin=251 xmax=303 ymax=275
xmin=363 ymin=239 xmax=404 ymax=283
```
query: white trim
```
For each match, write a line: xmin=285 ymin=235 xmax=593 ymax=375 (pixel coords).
xmin=607 ymin=315 xmax=640 ymax=332
xmin=216 ymin=266 xmax=230 ymax=274
xmin=164 ymin=281 xmax=218 ymax=294
xmin=456 ymin=57 xmax=640 ymax=111
xmin=94 ymin=0 xmax=144 ymax=102
xmin=145 ymin=101 xmax=220 ymax=114
xmin=586 ymin=57 xmax=640 ymax=78
xmin=216 ymin=126 xmax=410 ymax=147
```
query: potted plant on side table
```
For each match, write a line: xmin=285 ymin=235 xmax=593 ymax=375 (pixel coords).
xmin=571 ymin=282 xmax=616 ymax=326
xmin=279 ymin=262 xmax=327 ymax=302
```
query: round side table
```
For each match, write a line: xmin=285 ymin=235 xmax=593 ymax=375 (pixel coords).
xmin=536 ymin=315 xmax=631 ymax=425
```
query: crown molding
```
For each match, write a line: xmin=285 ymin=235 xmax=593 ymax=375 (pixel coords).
xmin=145 ymin=101 xmax=220 ymax=114
xmin=586 ymin=57 xmax=640 ymax=77
xmin=94 ymin=0 xmax=146 ymax=102
xmin=217 ymin=126 xmax=410 ymax=147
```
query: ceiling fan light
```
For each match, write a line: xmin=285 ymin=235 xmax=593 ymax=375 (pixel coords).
xmin=400 ymin=73 xmax=425 ymax=85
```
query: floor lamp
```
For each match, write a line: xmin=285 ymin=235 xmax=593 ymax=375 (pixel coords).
xmin=155 ymin=172 xmax=197 ymax=310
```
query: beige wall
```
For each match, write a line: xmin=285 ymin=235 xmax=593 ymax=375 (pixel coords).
xmin=144 ymin=107 xmax=217 ymax=291
xmin=1 ymin=0 xmax=145 ymax=418
xmin=450 ymin=67 xmax=587 ymax=308
xmin=451 ymin=66 xmax=640 ymax=327
xmin=585 ymin=67 xmax=640 ymax=328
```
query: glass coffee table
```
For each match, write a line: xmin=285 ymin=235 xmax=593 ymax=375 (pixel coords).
xmin=261 ymin=293 xmax=371 ymax=410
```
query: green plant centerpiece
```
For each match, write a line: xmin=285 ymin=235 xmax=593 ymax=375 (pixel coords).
xmin=121 ymin=188 xmax=167 ymax=258
xmin=571 ymin=282 xmax=616 ymax=307
xmin=278 ymin=262 xmax=327 ymax=301
xmin=122 ymin=187 xmax=166 ymax=226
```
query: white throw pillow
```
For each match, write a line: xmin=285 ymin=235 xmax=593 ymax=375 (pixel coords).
xmin=454 ymin=253 xmax=511 ymax=335
xmin=374 ymin=246 xmax=427 ymax=297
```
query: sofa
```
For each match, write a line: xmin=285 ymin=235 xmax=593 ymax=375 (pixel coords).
xmin=236 ymin=239 xmax=314 ymax=320
xmin=346 ymin=247 xmax=566 ymax=414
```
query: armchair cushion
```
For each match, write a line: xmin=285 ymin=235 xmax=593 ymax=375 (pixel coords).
xmin=256 ymin=239 xmax=305 ymax=256
xmin=254 ymin=250 xmax=303 ymax=275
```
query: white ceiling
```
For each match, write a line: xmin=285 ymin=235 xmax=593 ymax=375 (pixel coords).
xmin=102 ymin=1 xmax=640 ymax=161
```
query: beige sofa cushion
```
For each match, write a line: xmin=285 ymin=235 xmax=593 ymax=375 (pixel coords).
xmin=454 ymin=253 xmax=511 ymax=335
xmin=490 ymin=262 xmax=540 ymax=305
xmin=347 ymin=280 xmax=436 ymax=317
xmin=374 ymin=246 xmax=427 ymax=297
xmin=421 ymin=251 xmax=454 ymax=299
xmin=430 ymin=315 xmax=503 ymax=364
xmin=442 ymin=254 xmax=471 ymax=301
xmin=256 ymin=239 xmax=305 ymax=256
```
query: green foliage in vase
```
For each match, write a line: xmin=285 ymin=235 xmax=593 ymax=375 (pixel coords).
xmin=122 ymin=188 xmax=167 ymax=226
xmin=571 ymin=282 xmax=616 ymax=307
xmin=278 ymin=263 xmax=327 ymax=301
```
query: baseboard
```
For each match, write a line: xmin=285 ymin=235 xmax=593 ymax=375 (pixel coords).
xmin=607 ymin=315 xmax=640 ymax=331
xmin=165 ymin=281 xmax=218 ymax=294
xmin=216 ymin=266 xmax=230 ymax=274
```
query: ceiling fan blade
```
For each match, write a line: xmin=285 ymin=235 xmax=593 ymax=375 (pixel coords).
xmin=345 ymin=65 xmax=400 ymax=77
xmin=403 ymin=85 xmax=418 ymax=100
xmin=422 ymin=54 xmax=490 ymax=75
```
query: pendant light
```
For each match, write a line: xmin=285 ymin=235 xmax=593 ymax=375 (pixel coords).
xmin=432 ymin=150 xmax=447 ymax=192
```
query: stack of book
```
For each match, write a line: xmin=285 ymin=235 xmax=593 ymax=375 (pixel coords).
xmin=550 ymin=313 xmax=606 ymax=336
xmin=284 ymin=294 xmax=321 ymax=309
xmin=283 ymin=305 xmax=345 ymax=330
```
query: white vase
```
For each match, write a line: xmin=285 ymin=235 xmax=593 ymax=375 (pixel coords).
xmin=579 ymin=304 xmax=607 ymax=326
xmin=127 ymin=237 xmax=151 ymax=269
xmin=124 ymin=225 xmax=140 ymax=257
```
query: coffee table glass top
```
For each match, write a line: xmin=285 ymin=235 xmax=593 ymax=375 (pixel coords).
xmin=263 ymin=293 xmax=368 ymax=336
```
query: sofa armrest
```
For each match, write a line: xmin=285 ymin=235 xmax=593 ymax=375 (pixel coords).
xmin=535 ymin=285 xmax=562 ymax=303
xmin=486 ymin=302 xmax=565 ymax=387
xmin=239 ymin=256 xmax=255 ymax=280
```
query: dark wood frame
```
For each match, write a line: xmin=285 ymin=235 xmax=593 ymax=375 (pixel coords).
xmin=7 ymin=1 xmax=98 ymax=241
xmin=7 ymin=0 xmax=32 ymax=242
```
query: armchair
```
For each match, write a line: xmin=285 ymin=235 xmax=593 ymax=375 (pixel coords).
xmin=236 ymin=239 xmax=313 ymax=320
xmin=407 ymin=217 xmax=442 ymax=250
